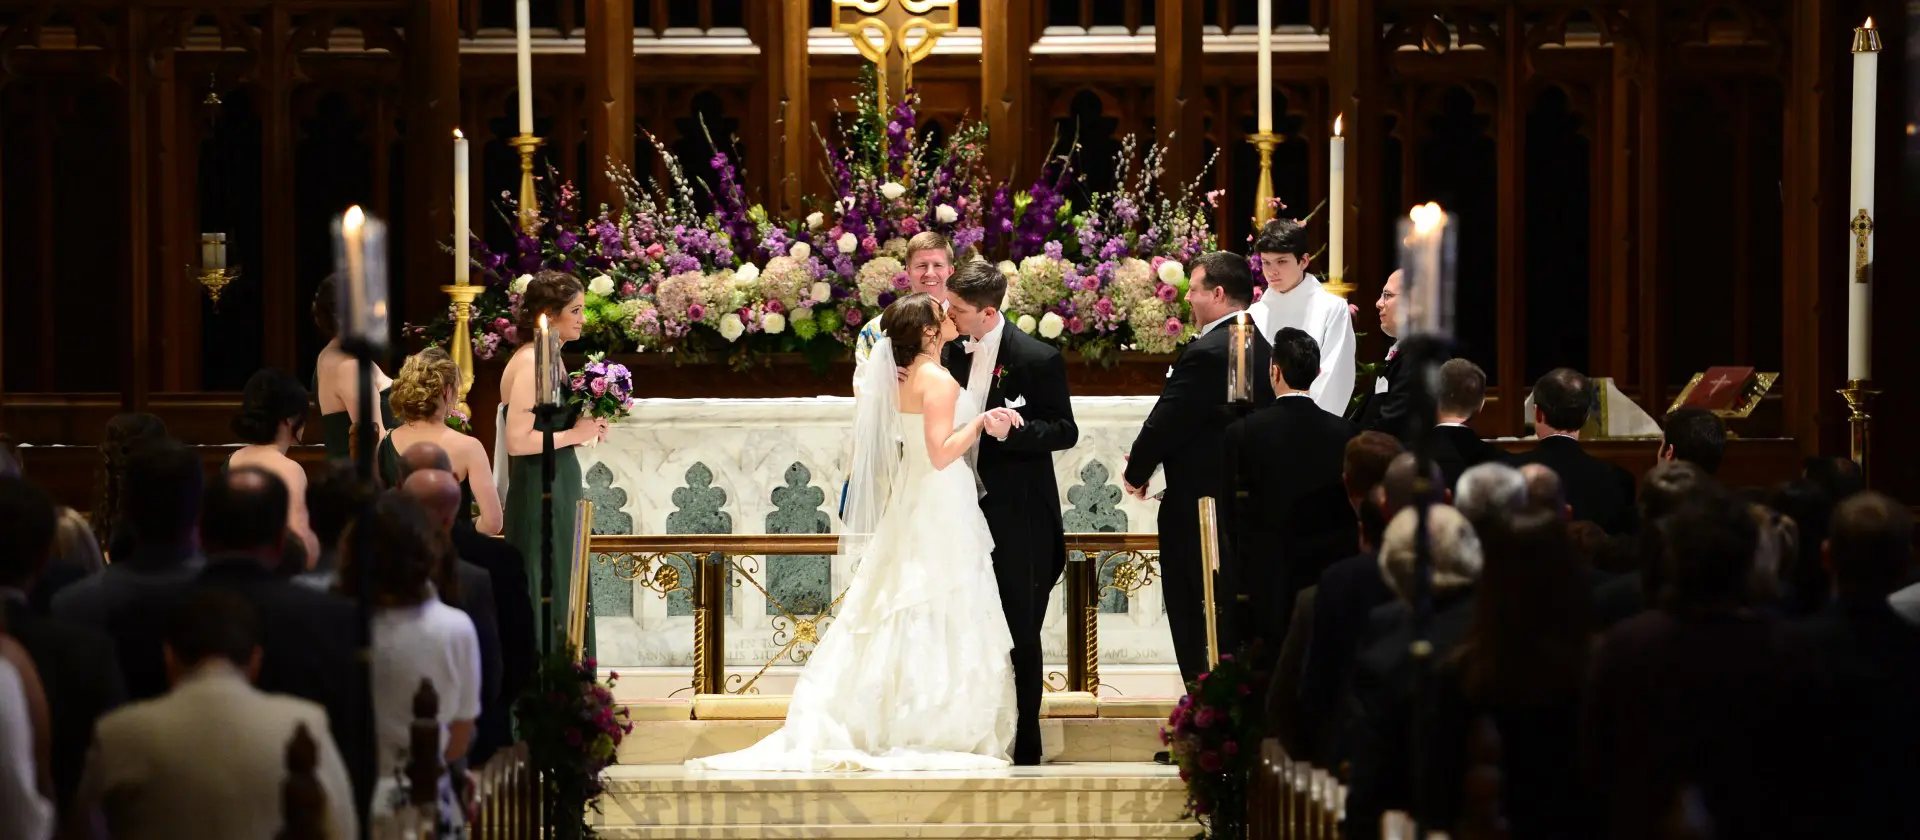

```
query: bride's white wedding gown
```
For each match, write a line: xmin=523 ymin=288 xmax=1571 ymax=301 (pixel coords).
xmin=687 ymin=395 xmax=1018 ymax=772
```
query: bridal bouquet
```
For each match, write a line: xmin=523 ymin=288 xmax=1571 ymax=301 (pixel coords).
xmin=567 ymin=352 xmax=636 ymax=446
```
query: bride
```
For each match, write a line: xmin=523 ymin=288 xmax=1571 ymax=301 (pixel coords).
xmin=688 ymin=292 xmax=1019 ymax=772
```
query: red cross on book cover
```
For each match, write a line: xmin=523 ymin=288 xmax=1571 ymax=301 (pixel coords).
xmin=1683 ymin=366 xmax=1755 ymax=411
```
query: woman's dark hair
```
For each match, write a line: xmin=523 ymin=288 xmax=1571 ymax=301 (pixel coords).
xmin=306 ymin=463 xmax=376 ymax=567
xmin=91 ymin=411 xmax=170 ymax=550
xmin=335 ymin=491 xmax=441 ymax=608
xmin=1450 ymin=506 xmax=1590 ymax=705
xmin=1658 ymin=486 xmax=1761 ymax=612
xmin=233 ymin=368 xmax=310 ymax=444
xmin=514 ymin=270 xmax=585 ymax=340
xmin=882 ymin=292 xmax=943 ymax=368
xmin=1767 ymin=478 xmax=1835 ymax=616
xmin=312 ymin=273 xmax=342 ymax=340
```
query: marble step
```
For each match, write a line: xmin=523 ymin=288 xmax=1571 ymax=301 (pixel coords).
xmin=594 ymin=764 xmax=1189 ymax=830
xmin=592 ymin=822 xmax=1197 ymax=839
xmin=619 ymin=717 xmax=1166 ymax=765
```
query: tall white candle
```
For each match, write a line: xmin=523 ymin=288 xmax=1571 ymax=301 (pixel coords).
xmin=1329 ymin=115 xmax=1346 ymax=282
xmin=1256 ymin=0 xmax=1273 ymax=133
xmin=342 ymin=207 xmax=366 ymax=323
xmin=535 ymin=313 xmax=555 ymax=406
xmin=516 ymin=0 xmax=534 ymax=136
xmin=454 ymin=129 xmax=470 ymax=284
xmin=1847 ymin=17 xmax=1879 ymax=381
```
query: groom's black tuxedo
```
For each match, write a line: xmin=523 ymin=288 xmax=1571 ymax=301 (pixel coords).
xmin=944 ymin=320 xmax=1077 ymax=766
xmin=1125 ymin=316 xmax=1276 ymax=685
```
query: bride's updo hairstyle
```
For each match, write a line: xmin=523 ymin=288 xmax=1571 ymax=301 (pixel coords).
xmin=883 ymin=292 xmax=943 ymax=368
xmin=233 ymin=367 xmax=310 ymax=444
xmin=390 ymin=347 xmax=460 ymax=423
xmin=514 ymin=270 xmax=585 ymax=340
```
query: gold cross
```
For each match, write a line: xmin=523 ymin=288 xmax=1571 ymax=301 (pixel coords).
xmin=1706 ymin=373 xmax=1734 ymax=396
xmin=1851 ymin=209 xmax=1874 ymax=285
xmin=831 ymin=0 xmax=958 ymax=112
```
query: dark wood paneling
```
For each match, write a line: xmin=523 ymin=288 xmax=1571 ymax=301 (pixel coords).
xmin=17 ymin=443 xmax=331 ymax=515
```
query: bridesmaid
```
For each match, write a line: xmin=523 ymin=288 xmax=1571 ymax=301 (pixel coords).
xmin=378 ymin=347 xmax=505 ymax=535
xmin=499 ymin=271 xmax=607 ymax=657
xmin=312 ymin=273 xmax=398 ymax=461
xmin=228 ymin=368 xmax=321 ymax=564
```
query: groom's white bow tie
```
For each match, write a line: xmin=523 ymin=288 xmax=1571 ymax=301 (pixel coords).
xmin=962 ymin=339 xmax=982 ymax=354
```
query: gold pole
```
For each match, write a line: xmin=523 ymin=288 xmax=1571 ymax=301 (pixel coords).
xmin=440 ymin=283 xmax=481 ymax=420
xmin=1838 ymin=380 xmax=1879 ymax=487
xmin=1249 ymin=131 xmax=1279 ymax=228
xmin=1197 ymin=497 xmax=1222 ymax=670
xmin=508 ymin=133 xmax=545 ymax=234
xmin=568 ymin=501 xmax=596 ymax=660
xmin=1065 ymin=552 xmax=1098 ymax=692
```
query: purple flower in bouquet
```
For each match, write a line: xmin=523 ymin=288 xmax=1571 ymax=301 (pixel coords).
xmin=1043 ymin=240 xmax=1064 ymax=261
xmin=686 ymin=303 xmax=707 ymax=322
xmin=897 ymin=215 xmax=922 ymax=237
xmin=1197 ymin=750 xmax=1223 ymax=774
xmin=1194 ymin=706 xmax=1220 ymax=729
xmin=844 ymin=308 xmax=864 ymax=327
xmin=555 ymin=230 xmax=579 ymax=253
xmin=1156 ymin=284 xmax=1179 ymax=303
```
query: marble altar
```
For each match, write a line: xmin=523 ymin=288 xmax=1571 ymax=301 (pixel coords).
xmin=576 ymin=395 xmax=1181 ymax=681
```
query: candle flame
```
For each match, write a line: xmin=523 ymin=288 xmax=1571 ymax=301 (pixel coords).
xmin=1333 ymin=114 xmax=1344 ymax=136
xmin=1863 ymin=16 xmax=1873 ymax=28
xmin=343 ymin=205 xmax=364 ymax=231
xmin=1411 ymin=202 xmax=1446 ymax=234
xmin=539 ymin=313 xmax=548 ymax=331
xmin=453 ymin=128 xmax=464 ymax=140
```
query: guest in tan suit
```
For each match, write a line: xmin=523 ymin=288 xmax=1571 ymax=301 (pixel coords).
xmin=71 ymin=589 xmax=357 ymax=840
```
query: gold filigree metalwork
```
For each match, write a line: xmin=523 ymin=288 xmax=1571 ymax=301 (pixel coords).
xmin=594 ymin=552 xmax=693 ymax=599
xmin=1099 ymin=550 xmax=1163 ymax=600
xmin=722 ymin=553 xmax=853 ymax=696
xmin=1043 ymin=671 xmax=1070 ymax=692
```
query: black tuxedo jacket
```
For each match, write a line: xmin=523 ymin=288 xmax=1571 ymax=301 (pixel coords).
xmin=0 ymin=597 xmax=126 ymax=813
xmin=1350 ymin=346 xmax=1450 ymax=443
xmin=943 ymin=322 xmax=1078 ymax=566
xmin=1509 ymin=435 xmax=1638 ymax=535
xmin=452 ymin=522 xmax=537 ymax=763
xmin=1223 ymin=396 xmax=1360 ymax=655
xmin=1430 ymin=424 xmax=1508 ymax=490
xmin=1125 ymin=320 xmax=1277 ymax=502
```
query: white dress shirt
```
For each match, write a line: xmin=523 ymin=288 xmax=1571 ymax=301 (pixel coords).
xmin=963 ymin=313 xmax=1006 ymax=412
xmin=1199 ymin=308 xmax=1248 ymax=337
xmin=1247 ymin=274 xmax=1356 ymax=414
xmin=0 ymin=659 xmax=51 ymax=840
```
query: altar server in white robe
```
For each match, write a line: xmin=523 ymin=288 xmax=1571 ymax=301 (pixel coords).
xmin=1246 ymin=219 xmax=1356 ymax=416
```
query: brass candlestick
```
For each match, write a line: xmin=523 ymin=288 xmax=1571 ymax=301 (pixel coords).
xmin=1838 ymin=379 xmax=1879 ymax=487
xmin=193 ymin=266 xmax=242 ymax=311
xmin=1248 ymin=131 xmax=1280 ymax=228
xmin=1198 ymin=496 xmax=1223 ymax=671
xmin=509 ymin=133 xmax=545 ymax=234
xmin=441 ymin=283 xmax=482 ymax=420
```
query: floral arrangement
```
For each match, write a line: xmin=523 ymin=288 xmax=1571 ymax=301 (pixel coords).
xmin=517 ymin=650 xmax=630 ymax=839
xmin=412 ymin=67 xmax=1220 ymax=369
xmin=444 ymin=406 xmax=472 ymax=435
xmin=1163 ymin=653 xmax=1262 ymax=839
xmin=567 ymin=352 xmax=636 ymax=421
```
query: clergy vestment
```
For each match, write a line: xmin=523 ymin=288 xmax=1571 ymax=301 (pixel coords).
xmin=1247 ymin=274 xmax=1356 ymax=416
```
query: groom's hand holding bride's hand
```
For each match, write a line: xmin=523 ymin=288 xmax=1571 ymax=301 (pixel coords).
xmin=982 ymin=407 xmax=1023 ymax=440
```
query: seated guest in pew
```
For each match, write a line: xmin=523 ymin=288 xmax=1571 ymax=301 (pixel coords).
xmin=1454 ymin=463 xmax=1528 ymax=536
xmin=1430 ymin=359 xmax=1506 ymax=490
xmin=1794 ymin=493 xmax=1920 ymax=838
xmin=0 ymin=476 xmax=126 ymax=817
xmin=54 ymin=438 xmax=207 ymax=628
xmin=107 ymin=467 xmax=373 ymax=823
xmin=1592 ymin=461 xmax=1708 ymax=628
xmin=1769 ymin=477 xmax=1842 ymax=618
xmin=1509 ymin=368 xmax=1637 ymax=535
xmin=2 ymin=612 xmax=55 ymax=840
xmin=71 ymin=588 xmax=357 ymax=840
xmin=1341 ymin=504 xmax=1483 ymax=839
xmin=292 ymin=464 xmax=377 ymax=593
xmin=1583 ymin=485 xmax=1831 ymax=840
xmin=1658 ymin=407 xmax=1727 ymax=476
xmin=1223 ymin=327 xmax=1360 ymax=667
xmin=399 ymin=468 xmax=506 ymax=767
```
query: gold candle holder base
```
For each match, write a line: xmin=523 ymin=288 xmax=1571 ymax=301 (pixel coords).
xmin=441 ymin=283 xmax=483 ymax=421
xmin=193 ymin=266 xmax=242 ymax=311
xmin=509 ymin=133 xmax=545 ymax=234
xmin=1838 ymin=379 xmax=1880 ymax=487
xmin=1321 ymin=274 xmax=1355 ymax=299
xmin=1248 ymin=131 xmax=1280 ymax=228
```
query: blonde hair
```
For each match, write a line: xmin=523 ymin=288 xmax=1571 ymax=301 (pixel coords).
xmin=905 ymin=231 xmax=954 ymax=263
xmin=389 ymin=347 xmax=461 ymax=423
xmin=1379 ymin=504 xmax=1484 ymax=600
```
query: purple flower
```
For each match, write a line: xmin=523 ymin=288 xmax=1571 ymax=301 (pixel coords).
xmin=1197 ymin=750 xmax=1223 ymax=773
xmin=1043 ymin=240 xmax=1064 ymax=261
xmin=1066 ymin=315 xmax=1085 ymax=334
xmin=1156 ymin=284 xmax=1178 ymax=303
xmin=687 ymin=303 xmax=707 ymax=322
xmin=844 ymin=308 xmax=864 ymax=326
xmin=555 ymin=230 xmax=579 ymax=252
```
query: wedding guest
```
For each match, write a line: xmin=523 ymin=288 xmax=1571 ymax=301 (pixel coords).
xmin=292 ymin=464 xmax=375 ymax=592
xmin=1509 ymin=368 xmax=1637 ymax=534
xmin=398 ymin=469 xmax=504 ymax=764
xmin=0 ymin=475 xmax=125 ymax=815
xmin=89 ymin=412 xmax=169 ymax=558
xmin=52 ymin=439 xmax=206 ymax=628
xmin=1658 ymin=408 xmax=1727 ymax=476
xmin=499 ymin=271 xmax=606 ymax=659
xmin=71 ymin=589 xmax=357 ymax=840
xmin=312 ymin=273 xmax=396 ymax=462
xmin=379 ymin=347 xmax=503 ymax=535
xmin=1592 ymin=461 xmax=1709 ymax=628
xmin=852 ymin=230 xmax=956 ymax=376
xmin=340 ymin=492 xmax=480 ymax=829
xmin=1454 ymin=462 xmax=1528 ymax=535
xmin=1430 ymin=359 xmax=1505 ymax=489
xmin=228 ymin=368 xmax=320 ymax=564
xmin=0 ymin=621 xmax=52 ymax=840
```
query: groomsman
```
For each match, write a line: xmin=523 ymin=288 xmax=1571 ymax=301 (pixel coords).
xmin=1430 ymin=358 xmax=1506 ymax=489
xmin=1350 ymin=270 xmax=1446 ymax=442
xmin=1222 ymin=327 xmax=1359 ymax=666
xmin=1245 ymin=219 xmax=1356 ymax=415
xmin=942 ymin=260 xmax=1077 ymax=766
xmin=1124 ymin=252 xmax=1275 ymax=685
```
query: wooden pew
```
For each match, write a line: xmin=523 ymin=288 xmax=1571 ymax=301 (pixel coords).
xmin=277 ymin=723 xmax=327 ymax=840
xmin=1251 ymin=737 xmax=1347 ymax=840
xmin=470 ymin=742 xmax=536 ymax=840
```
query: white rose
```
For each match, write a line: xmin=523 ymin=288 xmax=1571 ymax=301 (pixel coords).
xmin=733 ymin=263 xmax=760 ymax=283
xmin=880 ymin=182 xmax=907 ymax=201
xmin=934 ymin=203 xmax=958 ymax=224
xmin=997 ymin=260 xmax=1018 ymax=276
xmin=1016 ymin=314 xmax=1038 ymax=334
xmin=762 ymin=312 xmax=787 ymax=334
xmin=1157 ymin=260 xmax=1185 ymax=284
xmin=809 ymin=281 xmax=833 ymax=303
xmin=510 ymin=274 xmax=533 ymax=295
xmin=586 ymin=274 xmax=615 ymax=297
xmin=718 ymin=313 xmax=746 ymax=342
xmin=806 ymin=211 xmax=825 ymax=231
xmin=789 ymin=241 xmax=812 ymax=261
xmin=836 ymin=232 xmax=859 ymax=255
xmin=1038 ymin=312 xmax=1065 ymax=339
xmin=837 ymin=195 xmax=856 ymax=213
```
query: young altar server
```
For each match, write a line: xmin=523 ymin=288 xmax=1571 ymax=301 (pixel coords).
xmin=1246 ymin=219 xmax=1356 ymax=416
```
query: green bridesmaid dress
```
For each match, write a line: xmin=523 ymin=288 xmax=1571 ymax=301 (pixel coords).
xmin=376 ymin=433 xmax=477 ymax=518
xmin=313 ymin=371 xmax=398 ymax=463
xmin=503 ymin=401 xmax=593 ymax=660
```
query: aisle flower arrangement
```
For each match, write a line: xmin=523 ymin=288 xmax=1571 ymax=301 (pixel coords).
xmin=1163 ymin=653 xmax=1263 ymax=839
xmin=413 ymin=68 xmax=1219 ymax=368
xmin=517 ymin=651 xmax=630 ymax=840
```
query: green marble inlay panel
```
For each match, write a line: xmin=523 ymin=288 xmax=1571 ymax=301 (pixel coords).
xmin=765 ymin=462 xmax=832 ymax=616
xmin=666 ymin=462 xmax=732 ymax=616
xmin=1065 ymin=460 xmax=1132 ymax=613
xmin=582 ymin=462 xmax=634 ymax=618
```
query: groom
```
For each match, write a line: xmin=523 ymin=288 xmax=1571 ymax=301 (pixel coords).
xmin=942 ymin=260 xmax=1078 ymax=766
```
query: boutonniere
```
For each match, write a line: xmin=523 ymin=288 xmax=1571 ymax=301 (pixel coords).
xmin=993 ymin=364 xmax=1007 ymax=385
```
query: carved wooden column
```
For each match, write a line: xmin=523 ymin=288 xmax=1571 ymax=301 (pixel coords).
xmin=1154 ymin=0 xmax=1204 ymax=195
xmin=1328 ymin=0 xmax=1381 ymax=310
xmin=405 ymin=0 xmax=459 ymax=334
xmin=981 ymin=0 xmax=1032 ymax=183
xmin=756 ymin=0 xmax=809 ymax=218
xmin=585 ymin=0 xmax=633 ymax=211
xmin=258 ymin=6 xmax=295 ymax=374
xmin=1632 ymin=0 xmax=1664 ymax=415
xmin=1781 ymin=0 xmax=1832 ymax=454
xmin=1492 ymin=6 xmax=1525 ymax=437
xmin=153 ymin=48 xmax=191 ymax=391
xmin=123 ymin=6 xmax=153 ymax=409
